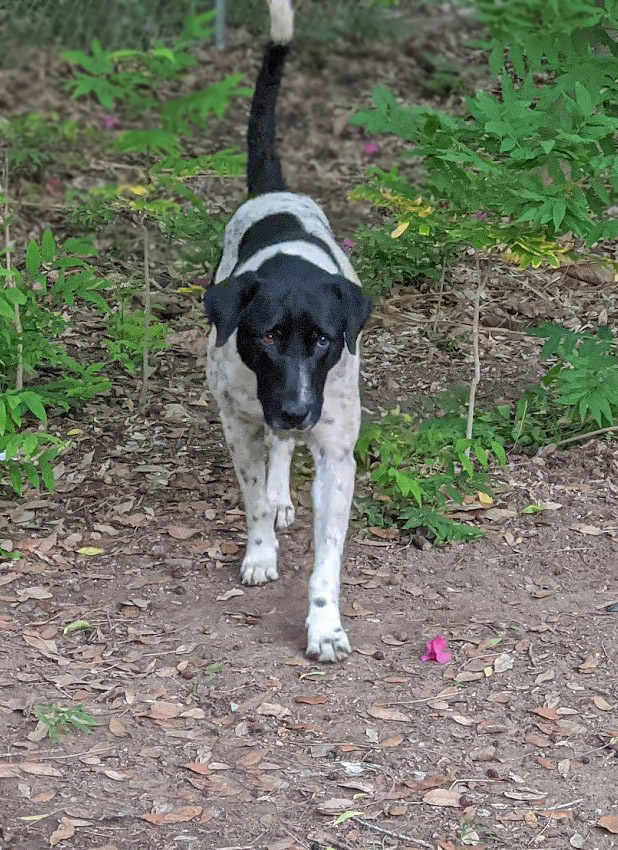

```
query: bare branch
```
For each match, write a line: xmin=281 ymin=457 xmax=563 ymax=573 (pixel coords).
xmin=139 ymin=220 xmax=151 ymax=412
xmin=465 ymin=256 xmax=488 ymax=451
xmin=3 ymin=150 xmax=23 ymax=391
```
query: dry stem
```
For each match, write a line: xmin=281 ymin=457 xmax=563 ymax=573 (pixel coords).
xmin=139 ymin=220 xmax=151 ymax=412
xmin=465 ymin=256 xmax=488 ymax=451
xmin=3 ymin=151 xmax=23 ymax=390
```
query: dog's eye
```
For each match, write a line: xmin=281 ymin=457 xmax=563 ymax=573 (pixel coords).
xmin=261 ymin=333 xmax=275 ymax=346
xmin=316 ymin=335 xmax=330 ymax=348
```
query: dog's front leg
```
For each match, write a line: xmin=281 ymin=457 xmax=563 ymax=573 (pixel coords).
xmin=221 ymin=413 xmax=279 ymax=585
xmin=306 ymin=433 xmax=356 ymax=662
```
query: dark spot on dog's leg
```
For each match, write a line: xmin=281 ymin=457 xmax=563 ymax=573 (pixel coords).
xmin=261 ymin=510 xmax=268 ymax=518
xmin=251 ymin=514 xmax=258 ymax=522
xmin=334 ymin=627 xmax=343 ymax=633
xmin=255 ymin=538 xmax=262 ymax=545
xmin=252 ymin=476 xmax=258 ymax=486
xmin=313 ymin=597 xmax=327 ymax=607
xmin=223 ymin=390 xmax=231 ymax=402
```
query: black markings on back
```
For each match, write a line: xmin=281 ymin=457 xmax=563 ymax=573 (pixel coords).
xmin=313 ymin=597 xmax=327 ymax=607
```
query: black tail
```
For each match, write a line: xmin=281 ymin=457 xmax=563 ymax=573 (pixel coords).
xmin=247 ymin=44 xmax=289 ymax=196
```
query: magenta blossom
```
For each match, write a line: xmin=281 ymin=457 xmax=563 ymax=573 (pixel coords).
xmin=363 ymin=142 xmax=380 ymax=156
xmin=342 ymin=237 xmax=356 ymax=254
xmin=103 ymin=114 xmax=120 ymax=129
xmin=475 ymin=210 xmax=488 ymax=221
xmin=421 ymin=634 xmax=452 ymax=664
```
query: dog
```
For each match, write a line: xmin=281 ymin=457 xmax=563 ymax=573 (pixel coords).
xmin=204 ymin=0 xmax=372 ymax=662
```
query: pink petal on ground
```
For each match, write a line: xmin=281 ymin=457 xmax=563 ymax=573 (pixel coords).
xmin=103 ymin=114 xmax=120 ymax=129
xmin=421 ymin=634 xmax=452 ymax=664
xmin=342 ymin=237 xmax=356 ymax=253
xmin=363 ymin=142 xmax=380 ymax=156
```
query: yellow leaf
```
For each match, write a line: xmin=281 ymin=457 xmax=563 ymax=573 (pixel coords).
xmin=66 ymin=428 xmax=83 ymax=437
xmin=417 ymin=205 xmax=434 ymax=218
xmin=484 ymin=666 xmax=493 ymax=677
xmin=478 ymin=491 xmax=493 ymax=506
xmin=118 ymin=184 xmax=150 ymax=197
xmin=175 ymin=285 xmax=204 ymax=295
xmin=391 ymin=221 xmax=410 ymax=239
xmin=419 ymin=223 xmax=431 ymax=236
xmin=77 ymin=547 xmax=104 ymax=556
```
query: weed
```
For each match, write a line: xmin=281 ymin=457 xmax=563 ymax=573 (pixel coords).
xmin=34 ymin=704 xmax=99 ymax=743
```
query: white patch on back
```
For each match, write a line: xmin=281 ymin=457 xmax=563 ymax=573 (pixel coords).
xmin=234 ymin=240 xmax=339 ymax=277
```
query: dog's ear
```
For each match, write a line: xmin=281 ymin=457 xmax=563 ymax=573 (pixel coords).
xmin=332 ymin=277 xmax=373 ymax=354
xmin=204 ymin=272 xmax=261 ymax=347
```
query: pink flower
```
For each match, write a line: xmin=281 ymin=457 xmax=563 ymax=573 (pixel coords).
xmin=342 ymin=237 xmax=356 ymax=253
xmin=421 ymin=634 xmax=452 ymax=664
xmin=103 ymin=114 xmax=119 ymax=129
xmin=363 ymin=142 xmax=380 ymax=156
xmin=475 ymin=210 xmax=488 ymax=221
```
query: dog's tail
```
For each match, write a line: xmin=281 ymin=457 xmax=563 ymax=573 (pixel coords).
xmin=246 ymin=0 xmax=294 ymax=196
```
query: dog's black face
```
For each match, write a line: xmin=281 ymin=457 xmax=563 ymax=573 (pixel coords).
xmin=205 ymin=256 xmax=372 ymax=431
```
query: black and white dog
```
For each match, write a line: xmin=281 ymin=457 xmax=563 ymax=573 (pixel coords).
xmin=205 ymin=0 xmax=372 ymax=662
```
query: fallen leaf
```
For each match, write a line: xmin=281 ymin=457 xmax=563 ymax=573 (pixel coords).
xmin=404 ymin=772 xmax=454 ymax=792
xmin=294 ymin=695 xmax=328 ymax=705
xmin=283 ymin=657 xmax=310 ymax=667
xmin=532 ymin=706 xmax=559 ymax=721
xmin=216 ymin=588 xmax=244 ymax=602
xmin=597 ymin=815 xmax=618 ymax=834
xmin=0 ymin=764 xmax=19 ymax=777
xmin=503 ymin=789 xmax=547 ymax=801
xmin=570 ymin=834 xmax=585 ymax=849
xmin=256 ymin=702 xmax=291 ymax=719
xmin=315 ymin=798 xmax=356 ymax=815
xmin=77 ymin=547 xmax=104 ymax=556
xmin=380 ymin=735 xmax=404 ymax=748
xmin=148 ymin=702 xmax=180 ymax=720
xmin=167 ymin=526 xmax=200 ymax=540
xmin=108 ymin=717 xmax=128 ymax=737
xmin=19 ymin=762 xmax=61 ymax=777
xmin=368 ymin=526 xmax=399 ymax=540
xmin=391 ymin=221 xmax=410 ymax=239
xmin=49 ymin=817 xmax=75 ymax=846
xmin=571 ymin=523 xmax=603 ymax=536
xmin=368 ymin=703 xmax=410 ymax=722
xmin=142 ymin=806 xmax=202 ymax=825
xmin=579 ymin=654 xmax=600 ymax=674
xmin=493 ymin=653 xmax=514 ymax=673
xmin=593 ymin=695 xmax=614 ymax=711
xmin=185 ymin=762 xmax=211 ymax=775
xmin=422 ymin=789 xmax=462 ymax=807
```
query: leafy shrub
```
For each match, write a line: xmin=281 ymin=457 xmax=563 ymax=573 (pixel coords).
xmin=350 ymin=0 xmax=618 ymax=288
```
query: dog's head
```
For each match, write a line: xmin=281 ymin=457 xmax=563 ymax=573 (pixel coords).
xmin=205 ymin=256 xmax=372 ymax=431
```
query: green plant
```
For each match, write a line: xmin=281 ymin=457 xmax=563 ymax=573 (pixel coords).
xmin=0 ymin=113 xmax=88 ymax=181
xmin=356 ymin=323 xmax=618 ymax=542
xmin=0 ymin=229 xmax=110 ymax=495
xmin=356 ymin=407 xmax=506 ymax=543
xmin=350 ymin=0 xmax=618 ymax=289
xmin=33 ymin=704 xmax=99 ymax=743
xmin=105 ymin=306 xmax=168 ymax=375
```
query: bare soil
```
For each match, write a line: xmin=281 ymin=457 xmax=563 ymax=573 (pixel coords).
xmin=1 ymin=12 xmax=618 ymax=850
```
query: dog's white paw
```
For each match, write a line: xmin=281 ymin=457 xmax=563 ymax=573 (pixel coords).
xmin=240 ymin=551 xmax=278 ymax=585
xmin=306 ymin=608 xmax=351 ymax=662
xmin=275 ymin=502 xmax=295 ymax=530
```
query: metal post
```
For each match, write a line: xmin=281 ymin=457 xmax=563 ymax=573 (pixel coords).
xmin=215 ymin=0 xmax=226 ymax=49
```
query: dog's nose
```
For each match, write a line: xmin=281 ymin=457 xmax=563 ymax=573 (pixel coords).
xmin=280 ymin=400 xmax=310 ymax=429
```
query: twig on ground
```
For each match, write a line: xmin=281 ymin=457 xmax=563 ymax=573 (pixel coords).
xmin=549 ymin=425 xmax=618 ymax=448
xmin=139 ymin=219 xmax=151 ymax=412
xmin=353 ymin=816 xmax=433 ymax=849
xmin=3 ymin=151 xmax=23 ymax=390
xmin=432 ymin=260 xmax=447 ymax=335
xmin=465 ymin=256 xmax=488 ymax=450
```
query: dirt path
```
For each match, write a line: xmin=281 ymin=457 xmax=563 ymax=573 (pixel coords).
xmin=2 ymin=16 xmax=618 ymax=850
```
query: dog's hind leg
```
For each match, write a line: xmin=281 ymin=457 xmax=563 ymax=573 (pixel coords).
xmin=220 ymin=413 xmax=279 ymax=585
xmin=266 ymin=435 xmax=296 ymax=531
